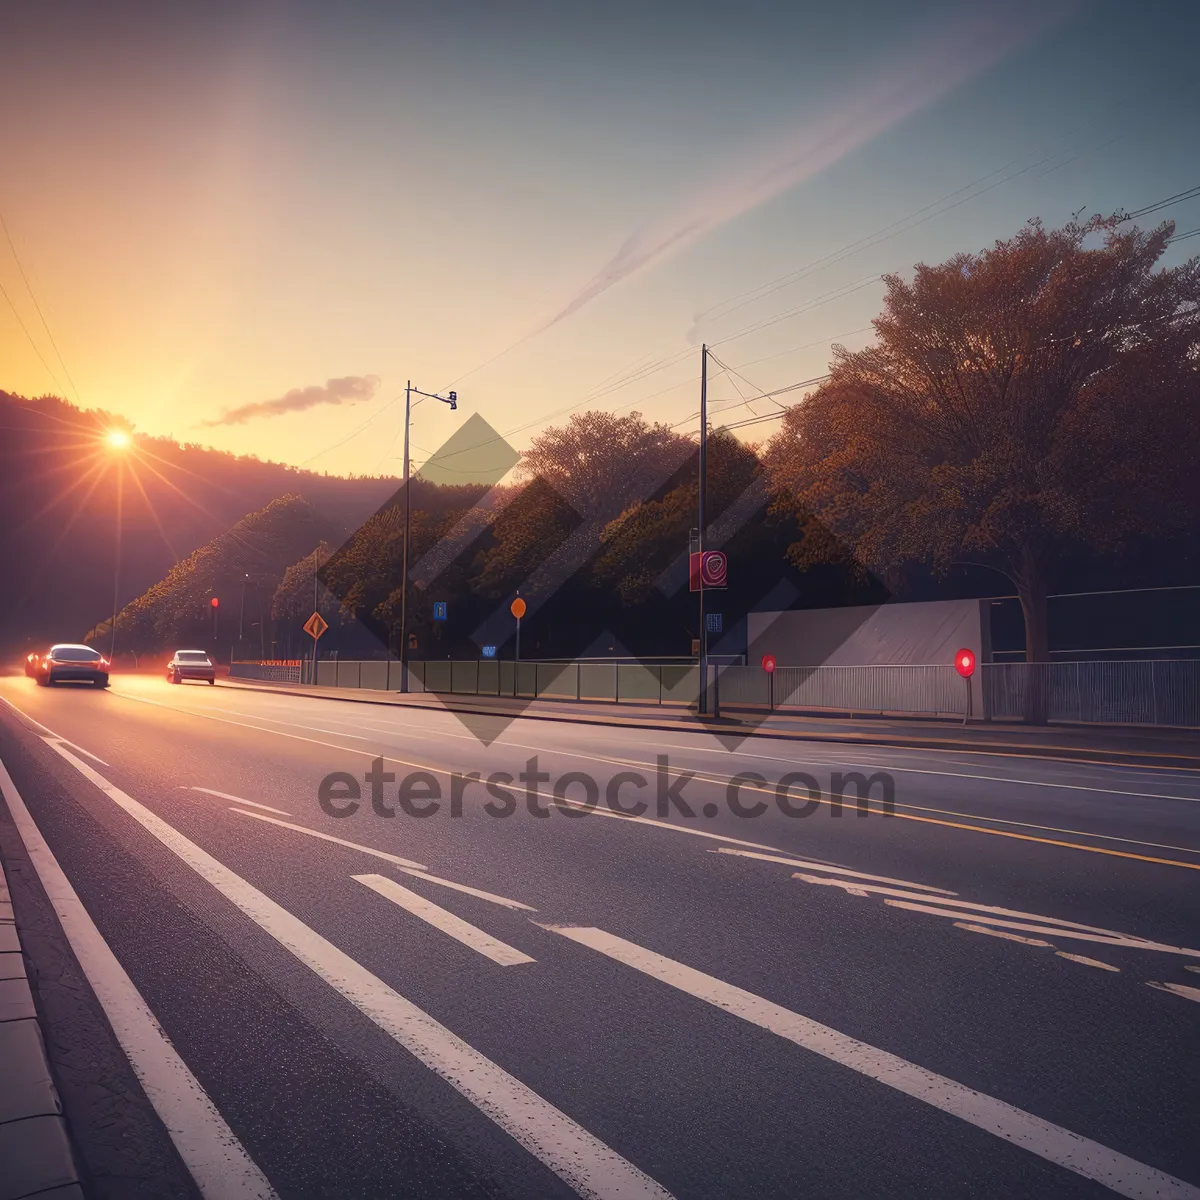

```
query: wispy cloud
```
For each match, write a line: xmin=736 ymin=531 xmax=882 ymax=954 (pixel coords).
xmin=537 ymin=1 xmax=1078 ymax=334
xmin=202 ymin=374 xmax=381 ymax=426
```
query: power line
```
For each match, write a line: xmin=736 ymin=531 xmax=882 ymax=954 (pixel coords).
xmin=0 ymin=274 xmax=68 ymax=397
xmin=1121 ymin=184 xmax=1200 ymax=221
xmin=0 ymin=211 xmax=82 ymax=406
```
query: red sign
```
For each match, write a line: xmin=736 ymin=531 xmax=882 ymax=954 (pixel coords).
xmin=210 ymin=597 xmax=219 ymax=608
xmin=954 ymin=648 xmax=976 ymax=678
xmin=689 ymin=550 xmax=728 ymax=590
xmin=510 ymin=597 xmax=527 ymax=620
xmin=761 ymin=653 xmax=776 ymax=673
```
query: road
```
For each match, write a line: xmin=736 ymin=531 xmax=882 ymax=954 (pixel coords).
xmin=0 ymin=673 xmax=1197 ymax=1200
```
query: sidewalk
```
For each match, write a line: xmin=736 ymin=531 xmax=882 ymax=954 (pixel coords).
xmin=220 ymin=678 xmax=1200 ymax=768
xmin=0 ymin=854 xmax=83 ymax=1200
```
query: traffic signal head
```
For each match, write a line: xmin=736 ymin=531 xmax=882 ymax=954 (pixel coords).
xmin=448 ymin=391 xmax=457 ymax=410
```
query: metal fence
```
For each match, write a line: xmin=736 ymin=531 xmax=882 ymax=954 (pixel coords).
xmin=230 ymin=657 xmax=1199 ymax=728
xmin=982 ymin=660 xmax=1200 ymax=727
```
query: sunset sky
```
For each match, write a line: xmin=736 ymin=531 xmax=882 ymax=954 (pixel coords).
xmin=2 ymin=0 xmax=1198 ymax=480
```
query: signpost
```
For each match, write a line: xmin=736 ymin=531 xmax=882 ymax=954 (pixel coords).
xmin=705 ymin=612 xmax=723 ymax=634
xmin=482 ymin=645 xmax=497 ymax=659
xmin=433 ymin=601 xmax=447 ymax=621
xmin=303 ymin=610 xmax=328 ymax=685
xmin=762 ymin=653 xmax=776 ymax=709
xmin=510 ymin=596 xmax=526 ymax=697
xmin=954 ymin=647 xmax=976 ymax=723
xmin=689 ymin=549 xmax=729 ymax=591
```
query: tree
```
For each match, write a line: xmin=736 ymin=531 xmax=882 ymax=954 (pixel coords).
xmin=769 ymin=216 xmax=1199 ymax=714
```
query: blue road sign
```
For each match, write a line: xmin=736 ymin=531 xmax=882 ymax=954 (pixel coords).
xmin=481 ymin=645 xmax=497 ymax=659
xmin=433 ymin=601 xmax=448 ymax=621
xmin=706 ymin=612 xmax=723 ymax=634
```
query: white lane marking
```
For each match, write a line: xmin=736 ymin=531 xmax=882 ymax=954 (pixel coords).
xmin=0 ymin=750 xmax=277 ymax=1199
xmin=53 ymin=737 xmax=109 ymax=765
xmin=397 ymin=869 xmax=536 ymax=912
xmin=790 ymin=874 xmax=1147 ymax=937
xmin=1186 ymin=965 xmax=1200 ymax=975
xmin=549 ymin=795 xmax=852 ymax=867
xmin=1056 ymin=953 xmax=1120 ymax=972
xmin=227 ymin=809 xmax=426 ymax=871
xmin=105 ymin=691 xmax=1200 ymax=867
xmin=353 ymin=874 xmax=535 ymax=967
xmin=543 ymin=924 xmax=1200 ymax=1200
xmin=39 ymin=744 xmax=671 ymax=1200
xmin=712 ymin=847 xmax=955 ymax=895
xmin=1147 ymin=981 xmax=1200 ymax=1004
xmin=106 ymin=684 xmax=1200 ymax=801
xmin=185 ymin=787 xmax=291 ymax=816
xmin=882 ymin=900 xmax=1200 ymax=958
xmin=501 ymin=730 xmax=1200 ymax=804
xmin=953 ymin=923 xmax=1053 ymax=947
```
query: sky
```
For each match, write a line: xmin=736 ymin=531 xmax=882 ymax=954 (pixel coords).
xmin=2 ymin=0 xmax=1199 ymax=481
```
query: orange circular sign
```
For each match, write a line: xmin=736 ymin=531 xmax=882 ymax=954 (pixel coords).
xmin=510 ymin=597 xmax=527 ymax=620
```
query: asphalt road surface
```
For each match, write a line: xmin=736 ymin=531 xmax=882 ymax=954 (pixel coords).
xmin=1 ymin=673 xmax=1197 ymax=1200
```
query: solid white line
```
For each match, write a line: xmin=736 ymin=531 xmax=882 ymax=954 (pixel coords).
xmin=398 ymin=869 xmax=537 ymax=912
xmin=544 ymin=925 xmax=1200 ymax=1200
xmin=39 ymin=743 xmax=672 ymax=1200
xmin=712 ymin=847 xmax=956 ymax=895
xmin=790 ymin=874 xmax=1153 ymax=937
xmin=1147 ymin=981 xmax=1200 ymax=1004
xmin=953 ymin=923 xmax=1053 ymax=947
xmin=227 ymin=809 xmax=427 ymax=871
xmin=0 ymin=751 xmax=277 ymax=1199
xmin=186 ymin=787 xmax=291 ymax=816
xmin=353 ymin=874 xmax=535 ymax=966
xmin=882 ymin=900 xmax=1200 ymax=957
xmin=1056 ymin=952 xmax=1120 ymax=972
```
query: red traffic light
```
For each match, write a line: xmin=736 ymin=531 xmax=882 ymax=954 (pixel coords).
xmin=954 ymin=648 xmax=976 ymax=678
xmin=210 ymin=597 xmax=220 ymax=608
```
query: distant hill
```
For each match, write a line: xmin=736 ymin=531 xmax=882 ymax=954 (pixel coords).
xmin=86 ymin=495 xmax=339 ymax=659
xmin=0 ymin=391 xmax=400 ymax=655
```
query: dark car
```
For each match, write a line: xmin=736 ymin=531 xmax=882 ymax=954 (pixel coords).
xmin=36 ymin=644 xmax=110 ymax=687
xmin=167 ymin=650 xmax=216 ymax=685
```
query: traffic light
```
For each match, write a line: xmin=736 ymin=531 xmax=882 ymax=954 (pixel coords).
xmin=210 ymin=596 xmax=219 ymax=642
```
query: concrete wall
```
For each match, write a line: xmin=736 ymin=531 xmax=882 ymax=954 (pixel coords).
xmin=747 ymin=599 xmax=989 ymax=712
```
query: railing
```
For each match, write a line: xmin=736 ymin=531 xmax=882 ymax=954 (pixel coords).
xmin=230 ymin=657 xmax=1200 ymax=728
xmin=982 ymin=660 xmax=1200 ymax=727
xmin=230 ymin=662 xmax=302 ymax=684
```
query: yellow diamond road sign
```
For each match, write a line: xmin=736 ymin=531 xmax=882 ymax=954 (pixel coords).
xmin=303 ymin=611 xmax=328 ymax=640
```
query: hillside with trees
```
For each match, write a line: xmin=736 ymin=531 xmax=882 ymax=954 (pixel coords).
xmin=0 ymin=392 xmax=399 ymax=655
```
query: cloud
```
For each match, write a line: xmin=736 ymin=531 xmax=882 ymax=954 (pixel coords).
xmin=202 ymin=374 xmax=381 ymax=426
xmin=536 ymin=1 xmax=1078 ymax=335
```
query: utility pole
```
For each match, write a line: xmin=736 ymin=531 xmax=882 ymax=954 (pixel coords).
xmin=311 ymin=547 xmax=319 ymax=685
xmin=239 ymin=573 xmax=248 ymax=643
xmin=110 ymin=463 xmax=123 ymax=662
xmin=397 ymin=381 xmax=458 ymax=692
xmin=697 ymin=343 xmax=709 ymax=715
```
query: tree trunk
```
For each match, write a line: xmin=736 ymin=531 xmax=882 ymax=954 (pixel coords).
xmin=1014 ymin=552 xmax=1050 ymax=724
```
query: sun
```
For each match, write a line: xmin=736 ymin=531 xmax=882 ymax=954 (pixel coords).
xmin=104 ymin=428 xmax=132 ymax=451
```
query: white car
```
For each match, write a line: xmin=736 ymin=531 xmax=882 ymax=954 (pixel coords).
xmin=167 ymin=650 xmax=216 ymax=685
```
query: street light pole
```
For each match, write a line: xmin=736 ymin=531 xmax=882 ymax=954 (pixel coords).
xmin=110 ymin=462 xmax=122 ymax=662
xmin=697 ymin=343 xmax=708 ymax=716
xmin=397 ymin=382 xmax=458 ymax=692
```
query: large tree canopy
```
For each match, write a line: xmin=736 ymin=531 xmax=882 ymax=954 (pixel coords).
xmin=768 ymin=216 xmax=1200 ymax=670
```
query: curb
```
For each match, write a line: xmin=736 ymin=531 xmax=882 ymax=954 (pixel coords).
xmin=217 ymin=680 xmax=1200 ymax=770
xmin=0 ymin=854 xmax=85 ymax=1200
